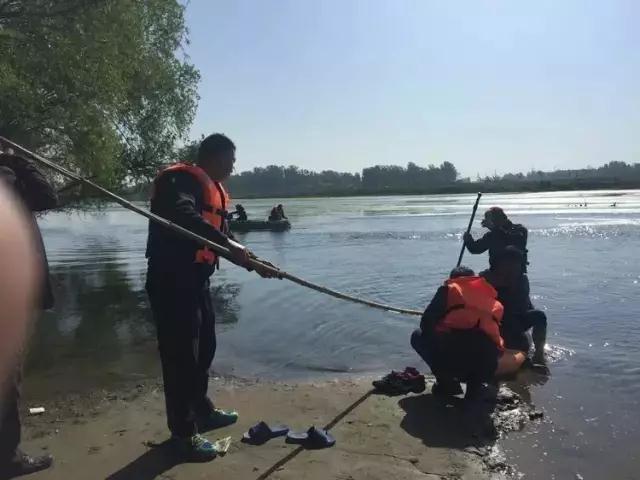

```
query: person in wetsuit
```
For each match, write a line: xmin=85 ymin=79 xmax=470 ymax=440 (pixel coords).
xmin=481 ymin=246 xmax=547 ymax=364
xmin=463 ymin=207 xmax=528 ymax=271
xmin=0 ymin=149 xmax=57 ymax=478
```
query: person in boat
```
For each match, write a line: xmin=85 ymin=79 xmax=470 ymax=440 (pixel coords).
xmin=463 ymin=207 xmax=528 ymax=271
xmin=146 ymin=133 xmax=277 ymax=461
xmin=268 ymin=206 xmax=282 ymax=221
xmin=410 ymin=266 xmax=512 ymax=400
xmin=276 ymin=204 xmax=287 ymax=220
xmin=0 ymin=149 xmax=57 ymax=477
xmin=230 ymin=203 xmax=248 ymax=221
xmin=481 ymin=246 xmax=547 ymax=365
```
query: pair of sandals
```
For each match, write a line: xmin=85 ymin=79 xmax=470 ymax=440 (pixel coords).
xmin=242 ymin=421 xmax=335 ymax=449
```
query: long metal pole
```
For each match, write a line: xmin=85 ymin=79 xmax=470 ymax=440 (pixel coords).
xmin=456 ymin=192 xmax=482 ymax=268
xmin=0 ymin=137 xmax=423 ymax=316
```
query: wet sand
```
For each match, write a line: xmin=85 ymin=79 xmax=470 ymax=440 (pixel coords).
xmin=17 ymin=376 xmax=541 ymax=480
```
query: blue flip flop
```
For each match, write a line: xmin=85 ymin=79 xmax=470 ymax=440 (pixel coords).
xmin=286 ymin=426 xmax=335 ymax=449
xmin=242 ymin=421 xmax=289 ymax=445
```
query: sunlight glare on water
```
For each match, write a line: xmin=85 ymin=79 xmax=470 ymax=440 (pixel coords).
xmin=31 ymin=189 xmax=640 ymax=479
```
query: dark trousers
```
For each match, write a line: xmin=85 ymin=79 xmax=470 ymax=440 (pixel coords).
xmin=0 ymin=366 xmax=21 ymax=466
xmin=146 ymin=269 xmax=217 ymax=438
xmin=502 ymin=309 xmax=547 ymax=353
xmin=411 ymin=328 xmax=499 ymax=384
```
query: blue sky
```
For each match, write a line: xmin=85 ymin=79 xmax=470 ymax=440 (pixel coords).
xmin=184 ymin=0 xmax=639 ymax=177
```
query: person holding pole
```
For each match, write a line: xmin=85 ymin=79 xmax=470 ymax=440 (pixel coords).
xmin=463 ymin=206 xmax=529 ymax=271
xmin=145 ymin=133 xmax=275 ymax=461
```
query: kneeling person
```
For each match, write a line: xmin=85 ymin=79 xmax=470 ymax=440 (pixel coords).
xmin=411 ymin=267 xmax=507 ymax=399
xmin=481 ymin=246 xmax=547 ymax=364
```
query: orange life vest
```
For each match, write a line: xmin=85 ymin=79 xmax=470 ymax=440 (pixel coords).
xmin=153 ymin=163 xmax=230 ymax=266
xmin=436 ymin=276 xmax=505 ymax=350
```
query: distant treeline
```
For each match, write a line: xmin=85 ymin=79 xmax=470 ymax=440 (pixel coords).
xmin=226 ymin=161 xmax=458 ymax=197
xmin=224 ymin=160 xmax=640 ymax=197
xmin=119 ymin=160 xmax=640 ymax=201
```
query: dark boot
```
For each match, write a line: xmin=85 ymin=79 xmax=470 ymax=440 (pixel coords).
xmin=431 ymin=377 xmax=463 ymax=397
xmin=464 ymin=381 xmax=484 ymax=401
xmin=532 ymin=326 xmax=547 ymax=364
xmin=0 ymin=451 xmax=53 ymax=479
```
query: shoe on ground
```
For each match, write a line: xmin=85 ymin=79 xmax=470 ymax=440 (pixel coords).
xmin=373 ymin=370 xmax=425 ymax=395
xmin=402 ymin=367 xmax=427 ymax=393
xmin=1 ymin=451 xmax=53 ymax=478
xmin=431 ymin=380 xmax=463 ymax=397
xmin=198 ymin=408 xmax=239 ymax=433
xmin=172 ymin=434 xmax=217 ymax=462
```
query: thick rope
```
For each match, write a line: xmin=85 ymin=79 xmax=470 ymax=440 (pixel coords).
xmin=0 ymin=137 xmax=423 ymax=317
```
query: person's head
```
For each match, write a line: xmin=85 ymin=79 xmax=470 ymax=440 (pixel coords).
xmin=236 ymin=203 xmax=244 ymax=210
xmin=481 ymin=207 xmax=509 ymax=230
xmin=449 ymin=266 xmax=475 ymax=279
xmin=196 ymin=133 xmax=236 ymax=181
xmin=277 ymin=204 xmax=284 ymax=210
xmin=492 ymin=246 xmax=524 ymax=283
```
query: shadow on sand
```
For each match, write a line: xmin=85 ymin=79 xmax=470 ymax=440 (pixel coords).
xmin=106 ymin=440 xmax=179 ymax=480
xmin=398 ymin=366 xmax=550 ymax=461
xmin=398 ymin=389 xmax=499 ymax=451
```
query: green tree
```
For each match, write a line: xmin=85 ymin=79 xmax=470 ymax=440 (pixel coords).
xmin=0 ymin=0 xmax=199 ymax=186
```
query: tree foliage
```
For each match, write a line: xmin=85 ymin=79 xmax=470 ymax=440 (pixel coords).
xmin=361 ymin=162 xmax=458 ymax=191
xmin=0 ymin=0 xmax=199 ymax=186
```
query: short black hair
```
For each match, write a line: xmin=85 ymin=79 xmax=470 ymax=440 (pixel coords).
xmin=449 ymin=266 xmax=475 ymax=278
xmin=197 ymin=134 xmax=235 ymax=163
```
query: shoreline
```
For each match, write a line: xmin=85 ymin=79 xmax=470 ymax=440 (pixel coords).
xmin=119 ymin=184 xmax=640 ymax=202
xmin=21 ymin=374 xmax=542 ymax=479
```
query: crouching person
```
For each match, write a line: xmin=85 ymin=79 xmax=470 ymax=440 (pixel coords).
xmin=411 ymin=267 xmax=524 ymax=400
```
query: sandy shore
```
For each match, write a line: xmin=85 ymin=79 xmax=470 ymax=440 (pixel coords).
xmin=19 ymin=376 xmax=527 ymax=480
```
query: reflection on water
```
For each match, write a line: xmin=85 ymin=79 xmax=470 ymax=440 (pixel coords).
xmin=29 ymin=190 xmax=640 ymax=479
xmin=25 ymin=239 xmax=241 ymax=398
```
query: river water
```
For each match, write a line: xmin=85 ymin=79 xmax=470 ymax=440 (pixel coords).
xmin=29 ymin=190 xmax=640 ymax=479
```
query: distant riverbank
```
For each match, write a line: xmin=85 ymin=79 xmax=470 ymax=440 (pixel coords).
xmin=119 ymin=178 xmax=640 ymax=202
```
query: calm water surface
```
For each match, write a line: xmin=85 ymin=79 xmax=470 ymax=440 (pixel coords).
xmin=29 ymin=190 xmax=640 ymax=479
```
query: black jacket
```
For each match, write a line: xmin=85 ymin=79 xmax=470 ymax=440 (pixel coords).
xmin=465 ymin=223 xmax=528 ymax=268
xmin=0 ymin=155 xmax=58 ymax=309
xmin=419 ymin=285 xmax=448 ymax=334
xmin=145 ymin=170 xmax=230 ymax=278
xmin=480 ymin=269 xmax=533 ymax=321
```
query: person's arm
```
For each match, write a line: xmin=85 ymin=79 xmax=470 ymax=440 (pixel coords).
xmin=464 ymin=231 xmax=492 ymax=254
xmin=420 ymin=285 xmax=448 ymax=333
xmin=166 ymin=172 xmax=231 ymax=247
xmin=3 ymin=156 xmax=58 ymax=211
xmin=164 ymin=173 xmax=274 ymax=274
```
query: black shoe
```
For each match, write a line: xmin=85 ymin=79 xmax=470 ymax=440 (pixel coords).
xmin=431 ymin=380 xmax=463 ymax=397
xmin=1 ymin=452 xmax=53 ymax=479
xmin=372 ymin=370 xmax=425 ymax=395
xmin=464 ymin=381 xmax=484 ymax=401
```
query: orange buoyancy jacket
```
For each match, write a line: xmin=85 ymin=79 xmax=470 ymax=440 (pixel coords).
xmin=153 ymin=163 xmax=230 ymax=266
xmin=435 ymin=276 xmax=505 ymax=350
